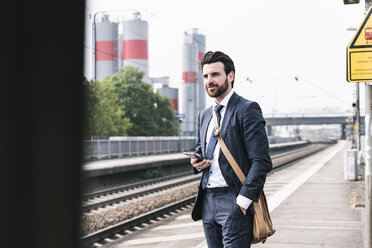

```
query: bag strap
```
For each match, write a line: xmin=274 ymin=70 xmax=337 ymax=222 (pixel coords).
xmin=212 ymin=108 xmax=246 ymax=184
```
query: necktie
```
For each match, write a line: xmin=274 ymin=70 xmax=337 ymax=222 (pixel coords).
xmin=205 ymin=104 xmax=223 ymax=160
xmin=202 ymin=104 xmax=223 ymax=188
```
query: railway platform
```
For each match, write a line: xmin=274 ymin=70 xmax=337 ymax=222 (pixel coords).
xmin=112 ymin=140 xmax=364 ymax=248
xmin=83 ymin=153 xmax=189 ymax=177
xmin=82 ymin=141 xmax=312 ymax=192
xmin=255 ymin=140 xmax=364 ymax=248
xmin=82 ymin=141 xmax=309 ymax=177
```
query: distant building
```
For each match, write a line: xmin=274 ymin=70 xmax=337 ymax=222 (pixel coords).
xmin=179 ymin=28 xmax=206 ymax=136
xmin=152 ymin=77 xmax=179 ymax=111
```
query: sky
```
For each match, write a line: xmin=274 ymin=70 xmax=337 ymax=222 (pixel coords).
xmin=85 ymin=0 xmax=366 ymax=117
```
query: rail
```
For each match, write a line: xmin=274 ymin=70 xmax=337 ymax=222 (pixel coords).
xmin=83 ymin=136 xmax=301 ymax=161
xmin=83 ymin=136 xmax=195 ymax=160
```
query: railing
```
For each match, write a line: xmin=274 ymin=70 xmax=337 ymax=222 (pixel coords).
xmin=83 ymin=136 xmax=301 ymax=161
xmin=83 ymin=136 xmax=195 ymax=160
xmin=263 ymin=112 xmax=355 ymax=118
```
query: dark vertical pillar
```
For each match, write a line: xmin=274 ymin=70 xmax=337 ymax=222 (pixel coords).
xmin=1 ymin=1 xmax=85 ymax=248
xmin=266 ymin=125 xmax=273 ymax=137
xmin=341 ymin=123 xmax=346 ymax=140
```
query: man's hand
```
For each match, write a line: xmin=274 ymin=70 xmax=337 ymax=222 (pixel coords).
xmin=191 ymin=158 xmax=211 ymax=171
xmin=239 ymin=206 xmax=247 ymax=215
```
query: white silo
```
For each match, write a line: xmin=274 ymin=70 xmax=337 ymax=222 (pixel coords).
xmin=180 ymin=33 xmax=199 ymax=136
xmin=95 ymin=15 xmax=118 ymax=81
xmin=122 ymin=12 xmax=149 ymax=83
xmin=190 ymin=28 xmax=206 ymax=111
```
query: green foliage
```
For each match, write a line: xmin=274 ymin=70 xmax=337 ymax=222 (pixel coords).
xmin=140 ymin=169 xmax=166 ymax=180
xmin=82 ymin=78 xmax=132 ymax=137
xmin=154 ymin=94 xmax=179 ymax=136
xmin=83 ymin=79 xmax=100 ymax=136
xmin=112 ymin=66 xmax=178 ymax=136
xmin=83 ymin=66 xmax=178 ymax=137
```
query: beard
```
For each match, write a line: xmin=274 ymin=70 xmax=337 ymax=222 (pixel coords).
xmin=205 ymin=78 xmax=229 ymax=98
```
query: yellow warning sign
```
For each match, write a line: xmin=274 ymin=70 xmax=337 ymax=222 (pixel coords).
xmin=347 ymin=7 xmax=372 ymax=82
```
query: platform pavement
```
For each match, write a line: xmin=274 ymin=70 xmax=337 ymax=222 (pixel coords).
xmin=82 ymin=153 xmax=189 ymax=177
xmin=256 ymin=140 xmax=364 ymax=248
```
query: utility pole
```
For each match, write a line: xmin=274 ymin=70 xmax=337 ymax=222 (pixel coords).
xmin=345 ymin=1 xmax=372 ymax=246
xmin=356 ymin=83 xmax=361 ymax=150
xmin=365 ymin=1 xmax=372 ymax=247
xmin=366 ymin=85 xmax=372 ymax=248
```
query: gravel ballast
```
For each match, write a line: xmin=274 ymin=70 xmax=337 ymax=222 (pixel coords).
xmin=81 ymin=181 xmax=199 ymax=236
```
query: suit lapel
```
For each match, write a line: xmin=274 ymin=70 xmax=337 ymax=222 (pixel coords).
xmin=201 ymin=107 xmax=212 ymax=157
xmin=221 ymin=92 xmax=239 ymax=138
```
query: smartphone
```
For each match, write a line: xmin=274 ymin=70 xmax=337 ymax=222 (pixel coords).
xmin=183 ymin=152 xmax=203 ymax=161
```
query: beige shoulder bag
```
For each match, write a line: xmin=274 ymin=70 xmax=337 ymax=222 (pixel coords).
xmin=212 ymin=108 xmax=275 ymax=244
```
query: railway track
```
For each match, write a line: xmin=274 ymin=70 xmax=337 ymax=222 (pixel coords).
xmin=80 ymin=142 xmax=329 ymax=247
xmin=81 ymin=172 xmax=201 ymax=213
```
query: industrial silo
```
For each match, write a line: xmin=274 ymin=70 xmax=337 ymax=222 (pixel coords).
xmin=95 ymin=15 xmax=118 ymax=81
xmin=122 ymin=12 xmax=149 ymax=83
xmin=180 ymin=33 xmax=199 ymax=136
xmin=190 ymin=28 xmax=206 ymax=111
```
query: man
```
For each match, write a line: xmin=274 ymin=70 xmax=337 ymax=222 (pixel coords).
xmin=190 ymin=51 xmax=272 ymax=247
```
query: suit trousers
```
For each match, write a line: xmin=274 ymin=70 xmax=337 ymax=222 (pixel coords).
xmin=202 ymin=187 xmax=253 ymax=248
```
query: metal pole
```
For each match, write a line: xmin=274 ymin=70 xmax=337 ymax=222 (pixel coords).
xmin=365 ymin=4 xmax=372 ymax=248
xmin=92 ymin=11 xmax=104 ymax=81
xmin=365 ymin=84 xmax=372 ymax=248
xmin=92 ymin=14 xmax=96 ymax=81
xmin=357 ymin=83 xmax=361 ymax=150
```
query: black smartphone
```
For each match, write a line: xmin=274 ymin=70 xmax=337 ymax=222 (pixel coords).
xmin=183 ymin=152 xmax=203 ymax=161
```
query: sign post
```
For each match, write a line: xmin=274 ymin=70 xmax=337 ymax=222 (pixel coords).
xmin=347 ymin=6 xmax=372 ymax=248
xmin=347 ymin=7 xmax=372 ymax=82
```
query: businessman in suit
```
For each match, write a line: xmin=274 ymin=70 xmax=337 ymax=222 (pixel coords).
xmin=190 ymin=51 xmax=272 ymax=247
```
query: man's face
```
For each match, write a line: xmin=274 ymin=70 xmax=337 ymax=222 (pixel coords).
xmin=202 ymin=62 xmax=233 ymax=98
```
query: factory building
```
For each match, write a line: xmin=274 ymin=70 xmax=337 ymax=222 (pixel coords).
xmin=152 ymin=77 xmax=179 ymax=111
xmin=179 ymin=28 xmax=206 ymax=136
xmin=122 ymin=12 xmax=149 ymax=83
xmin=94 ymin=15 xmax=119 ymax=81
xmin=93 ymin=12 xmax=207 ymax=137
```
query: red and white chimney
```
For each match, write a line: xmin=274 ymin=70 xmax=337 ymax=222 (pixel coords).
xmin=122 ymin=12 xmax=149 ymax=83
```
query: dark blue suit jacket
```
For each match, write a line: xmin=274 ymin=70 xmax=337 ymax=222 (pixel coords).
xmin=191 ymin=92 xmax=272 ymax=221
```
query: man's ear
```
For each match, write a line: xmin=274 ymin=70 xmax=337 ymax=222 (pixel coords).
xmin=228 ymin=71 xmax=235 ymax=83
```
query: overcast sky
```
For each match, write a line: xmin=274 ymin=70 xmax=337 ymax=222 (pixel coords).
xmin=85 ymin=0 xmax=366 ymax=116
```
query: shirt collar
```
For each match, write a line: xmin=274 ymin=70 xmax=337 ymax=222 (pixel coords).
xmin=213 ymin=89 xmax=235 ymax=108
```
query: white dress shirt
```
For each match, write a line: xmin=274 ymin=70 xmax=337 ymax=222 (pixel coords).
xmin=205 ymin=89 xmax=252 ymax=210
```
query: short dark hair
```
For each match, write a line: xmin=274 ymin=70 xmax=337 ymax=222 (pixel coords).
xmin=200 ymin=51 xmax=235 ymax=88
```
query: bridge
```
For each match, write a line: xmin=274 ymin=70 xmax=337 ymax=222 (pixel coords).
xmin=264 ymin=114 xmax=364 ymax=139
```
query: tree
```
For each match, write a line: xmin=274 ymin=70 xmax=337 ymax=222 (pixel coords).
xmin=154 ymin=94 xmax=178 ymax=136
xmin=112 ymin=66 xmax=178 ymax=136
xmin=82 ymin=78 xmax=132 ymax=137
xmin=82 ymin=79 xmax=100 ymax=137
